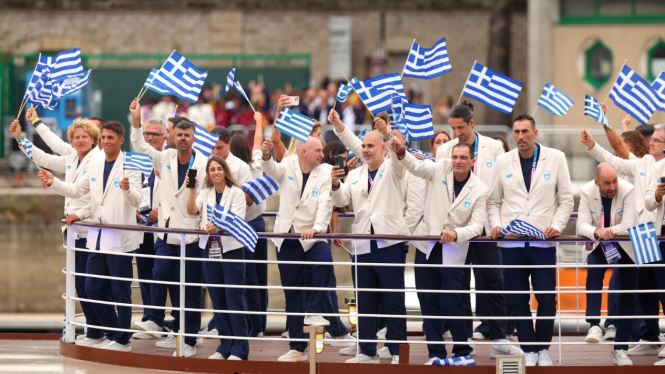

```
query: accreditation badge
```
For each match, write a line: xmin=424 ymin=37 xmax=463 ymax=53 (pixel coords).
xmin=600 ymin=242 xmax=621 ymax=264
xmin=209 ymin=236 xmax=222 ymax=259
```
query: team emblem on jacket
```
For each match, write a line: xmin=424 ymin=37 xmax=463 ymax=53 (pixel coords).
xmin=544 ymin=170 xmax=551 ymax=180
xmin=288 ymin=176 xmax=294 ymax=181
xmin=83 ymin=167 xmax=89 ymax=174
xmin=640 ymin=172 xmax=646 ymax=177
xmin=67 ymin=165 xmax=71 ymax=169
xmin=464 ymin=198 xmax=472 ymax=209
xmin=506 ymin=174 xmax=513 ymax=179
xmin=379 ymin=171 xmax=384 ymax=179
xmin=114 ymin=177 xmax=121 ymax=188
xmin=312 ymin=187 xmax=319 ymax=197
xmin=617 ymin=209 xmax=623 ymax=216
xmin=442 ymin=180 xmax=447 ymax=185
xmin=91 ymin=178 xmax=97 ymax=182
xmin=486 ymin=159 xmax=492 ymax=169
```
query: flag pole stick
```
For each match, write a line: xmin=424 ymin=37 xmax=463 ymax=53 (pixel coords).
xmin=532 ymin=105 xmax=538 ymax=118
xmin=341 ymin=71 xmax=375 ymax=119
xmin=583 ymin=113 xmax=586 ymax=130
xmin=238 ymin=81 xmax=256 ymax=113
xmin=458 ymin=60 xmax=477 ymax=105
xmin=17 ymin=53 xmax=42 ymax=120
xmin=173 ymin=104 xmax=178 ymax=117
xmin=603 ymin=59 xmax=627 ymax=105
xmin=400 ymin=39 xmax=416 ymax=78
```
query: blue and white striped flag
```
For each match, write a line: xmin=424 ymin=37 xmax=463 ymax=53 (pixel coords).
xmin=347 ymin=129 xmax=367 ymax=160
xmin=537 ymin=83 xmax=574 ymax=116
xmin=37 ymin=48 xmax=85 ymax=82
xmin=242 ymin=176 xmax=279 ymax=205
xmin=20 ymin=137 xmax=34 ymax=161
xmin=25 ymin=73 xmax=55 ymax=110
xmin=352 ymin=73 xmax=407 ymax=115
xmin=142 ymin=68 xmax=172 ymax=96
xmin=404 ymin=104 xmax=434 ymax=140
xmin=124 ymin=152 xmax=153 ymax=178
xmin=650 ymin=70 xmax=665 ymax=112
xmin=212 ymin=204 xmax=258 ymax=252
xmin=154 ymin=51 xmax=208 ymax=103
xmin=234 ymin=81 xmax=251 ymax=106
xmin=433 ymin=356 xmax=475 ymax=366
xmin=225 ymin=68 xmax=236 ymax=94
xmin=401 ymin=37 xmax=452 ymax=80
xmin=51 ymin=70 xmax=93 ymax=99
xmin=275 ymin=107 xmax=314 ymax=144
xmin=585 ymin=95 xmax=610 ymax=128
xmin=461 ymin=62 xmax=523 ymax=115
xmin=193 ymin=124 xmax=221 ymax=158
xmin=628 ymin=221 xmax=663 ymax=265
xmin=336 ymin=78 xmax=357 ymax=102
xmin=500 ymin=219 xmax=546 ymax=240
xmin=609 ymin=64 xmax=660 ymax=124
xmin=389 ymin=95 xmax=410 ymax=142
xmin=407 ymin=147 xmax=435 ymax=162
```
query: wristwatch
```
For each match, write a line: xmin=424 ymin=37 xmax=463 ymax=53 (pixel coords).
xmin=382 ymin=132 xmax=394 ymax=142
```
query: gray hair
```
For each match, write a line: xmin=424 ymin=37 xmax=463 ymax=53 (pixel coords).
xmin=653 ymin=124 xmax=665 ymax=131
xmin=145 ymin=117 xmax=167 ymax=133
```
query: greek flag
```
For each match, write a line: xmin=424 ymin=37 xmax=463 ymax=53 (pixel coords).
xmin=51 ymin=70 xmax=93 ymax=99
xmin=537 ymin=83 xmax=574 ymax=116
xmin=461 ymin=62 xmax=523 ymax=114
xmin=124 ymin=152 xmax=153 ymax=178
xmin=275 ymin=107 xmax=314 ymax=143
xmin=347 ymin=129 xmax=367 ymax=160
xmin=20 ymin=137 xmax=34 ymax=161
xmin=352 ymin=73 xmax=407 ymax=115
xmin=25 ymin=74 xmax=55 ymax=110
xmin=234 ymin=81 xmax=251 ymax=106
xmin=389 ymin=95 xmax=410 ymax=142
xmin=585 ymin=95 xmax=610 ymax=128
xmin=193 ymin=124 xmax=221 ymax=158
xmin=500 ymin=219 xmax=546 ymax=240
xmin=37 ymin=48 xmax=85 ymax=82
xmin=225 ymin=68 xmax=236 ymax=94
xmin=628 ymin=222 xmax=663 ymax=265
xmin=433 ymin=357 xmax=475 ymax=366
xmin=651 ymin=70 xmax=665 ymax=112
xmin=242 ymin=176 xmax=279 ymax=205
xmin=608 ymin=64 xmax=660 ymax=124
xmin=402 ymin=37 xmax=452 ymax=80
xmin=154 ymin=51 xmax=208 ymax=103
xmin=407 ymin=147 xmax=435 ymax=162
xmin=336 ymin=77 xmax=357 ymax=102
xmin=212 ymin=204 xmax=258 ymax=252
xmin=404 ymin=104 xmax=435 ymax=140
xmin=142 ymin=69 xmax=172 ymax=96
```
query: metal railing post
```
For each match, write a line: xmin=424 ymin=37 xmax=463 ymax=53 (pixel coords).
xmin=64 ymin=226 xmax=77 ymax=343
xmin=556 ymin=243 xmax=562 ymax=365
xmin=178 ymin=234 xmax=186 ymax=357
xmin=353 ymin=239 xmax=359 ymax=359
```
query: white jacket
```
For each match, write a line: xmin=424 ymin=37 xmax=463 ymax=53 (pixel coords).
xmin=131 ymin=127 xmax=207 ymax=245
xmin=49 ymin=152 xmax=143 ymax=252
xmin=577 ymin=179 xmax=637 ymax=263
xmin=644 ymin=158 xmax=665 ymax=234
xmin=261 ymin=156 xmax=333 ymax=251
xmin=195 ymin=185 xmax=247 ymax=252
xmin=246 ymin=150 xmax=267 ymax=221
xmin=587 ymin=143 xmax=657 ymax=224
xmin=398 ymin=152 xmax=487 ymax=264
xmin=488 ymin=144 xmax=574 ymax=248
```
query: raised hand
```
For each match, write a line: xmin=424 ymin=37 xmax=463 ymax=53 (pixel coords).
xmin=580 ymin=129 xmax=595 ymax=150
xmin=38 ymin=168 xmax=54 ymax=186
xmin=374 ymin=117 xmax=389 ymax=137
xmin=129 ymin=99 xmax=141 ymax=127
xmin=262 ymin=139 xmax=273 ymax=159
xmin=25 ymin=106 xmax=38 ymax=124
xmin=9 ymin=119 xmax=22 ymax=140
xmin=331 ymin=165 xmax=345 ymax=189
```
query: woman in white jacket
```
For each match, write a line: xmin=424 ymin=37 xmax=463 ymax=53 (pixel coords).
xmin=186 ymin=155 xmax=250 ymax=360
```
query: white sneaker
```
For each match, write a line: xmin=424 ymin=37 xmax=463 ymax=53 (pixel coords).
xmin=604 ymin=325 xmax=616 ymax=340
xmin=467 ymin=338 xmax=476 ymax=356
xmin=391 ymin=355 xmax=399 ymax=364
xmin=201 ymin=327 xmax=218 ymax=336
xmin=339 ymin=344 xmax=358 ymax=356
xmin=330 ymin=333 xmax=356 ymax=347
xmin=627 ymin=340 xmax=661 ymax=356
xmin=75 ymin=337 xmax=105 ymax=347
xmin=472 ymin=332 xmax=487 ymax=340
xmin=376 ymin=327 xmax=387 ymax=340
xmin=490 ymin=339 xmax=524 ymax=358
xmin=345 ymin=353 xmax=379 ymax=363
xmin=172 ymin=345 xmax=196 ymax=358
xmin=613 ymin=350 xmax=633 ymax=366
xmin=659 ymin=347 xmax=665 ymax=358
xmin=156 ymin=336 xmax=176 ymax=348
xmin=443 ymin=330 xmax=452 ymax=339
xmin=304 ymin=315 xmax=330 ymax=326
xmin=656 ymin=358 xmax=665 ymax=365
xmin=228 ymin=355 xmax=242 ymax=360
xmin=352 ymin=331 xmax=358 ymax=338
xmin=76 ymin=334 xmax=85 ymax=341
xmin=92 ymin=339 xmax=112 ymax=348
xmin=424 ymin=357 xmax=442 ymax=365
xmin=525 ymin=352 xmax=538 ymax=366
xmin=378 ymin=346 xmax=392 ymax=359
xmin=133 ymin=332 xmax=158 ymax=340
xmin=257 ymin=332 xmax=264 ymax=338
xmin=209 ymin=352 xmax=225 ymax=360
xmin=196 ymin=337 xmax=203 ymax=346
xmin=537 ymin=349 xmax=553 ymax=366
xmin=278 ymin=349 xmax=307 ymax=362
xmin=585 ymin=326 xmax=603 ymax=343
xmin=103 ymin=341 xmax=132 ymax=352
xmin=281 ymin=331 xmax=289 ymax=339
xmin=134 ymin=320 xmax=163 ymax=338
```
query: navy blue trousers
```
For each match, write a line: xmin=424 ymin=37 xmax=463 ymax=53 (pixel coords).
xmin=277 ymin=240 xmax=333 ymax=352
xmin=147 ymin=238 xmax=202 ymax=347
xmin=73 ymin=237 xmax=106 ymax=339
xmin=415 ymin=246 xmax=472 ymax=358
xmin=85 ymin=236 xmax=134 ymax=344
xmin=637 ymin=241 xmax=665 ymax=342
xmin=586 ymin=248 xmax=621 ymax=327
xmin=356 ymin=242 xmax=408 ymax=357
xmin=245 ymin=216 xmax=267 ymax=336
xmin=501 ymin=245 xmax=556 ymax=353
xmin=136 ymin=232 xmax=155 ymax=322
xmin=203 ymin=247 xmax=249 ymax=359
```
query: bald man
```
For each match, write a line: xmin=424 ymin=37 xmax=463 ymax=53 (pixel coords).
xmin=577 ymin=163 xmax=638 ymax=366
xmin=261 ymin=136 xmax=334 ymax=362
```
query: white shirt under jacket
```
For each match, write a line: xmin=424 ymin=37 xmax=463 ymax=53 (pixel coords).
xmin=49 ymin=152 xmax=143 ymax=252
xmin=397 ymin=151 xmax=487 ymax=265
xmin=644 ymin=158 xmax=665 ymax=234
xmin=195 ymin=185 xmax=247 ymax=252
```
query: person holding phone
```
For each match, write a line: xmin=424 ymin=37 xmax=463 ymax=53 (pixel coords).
xmin=185 ymin=155 xmax=250 ymax=361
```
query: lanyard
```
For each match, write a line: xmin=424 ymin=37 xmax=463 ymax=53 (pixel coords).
xmin=472 ymin=133 xmax=479 ymax=175
xmin=188 ymin=154 xmax=195 ymax=170
xmin=530 ymin=145 xmax=539 ymax=186
xmin=600 ymin=205 xmax=605 ymax=229
xmin=452 ymin=188 xmax=456 ymax=202
xmin=368 ymin=172 xmax=375 ymax=190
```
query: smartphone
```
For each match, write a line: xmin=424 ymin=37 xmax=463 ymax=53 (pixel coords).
xmin=333 ymin=155 xmax=345 ymax=174
xmin=187 ymin=168 xmax=197 ymax=189
xmin=661 ymin=176 xmax=665 ymax=184
xmin=285 ymin=96 xmax=300 ymax=107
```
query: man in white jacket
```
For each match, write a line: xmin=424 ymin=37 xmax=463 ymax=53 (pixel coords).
xmin=39 ymin=121 xmax=143 ymax=352
xmin=488 ymin=115 xmax=573 ymax=367
xmin=577 ymin=163 xmax=639 ymax=366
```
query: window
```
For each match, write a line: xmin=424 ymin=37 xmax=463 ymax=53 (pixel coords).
xmin=648 ymin=40 xmax=665 ymax=81
xmin=585 ymin=41 xmax=613 ymax=89
xmin=561 ymin=0 xmax=665 ymax=24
